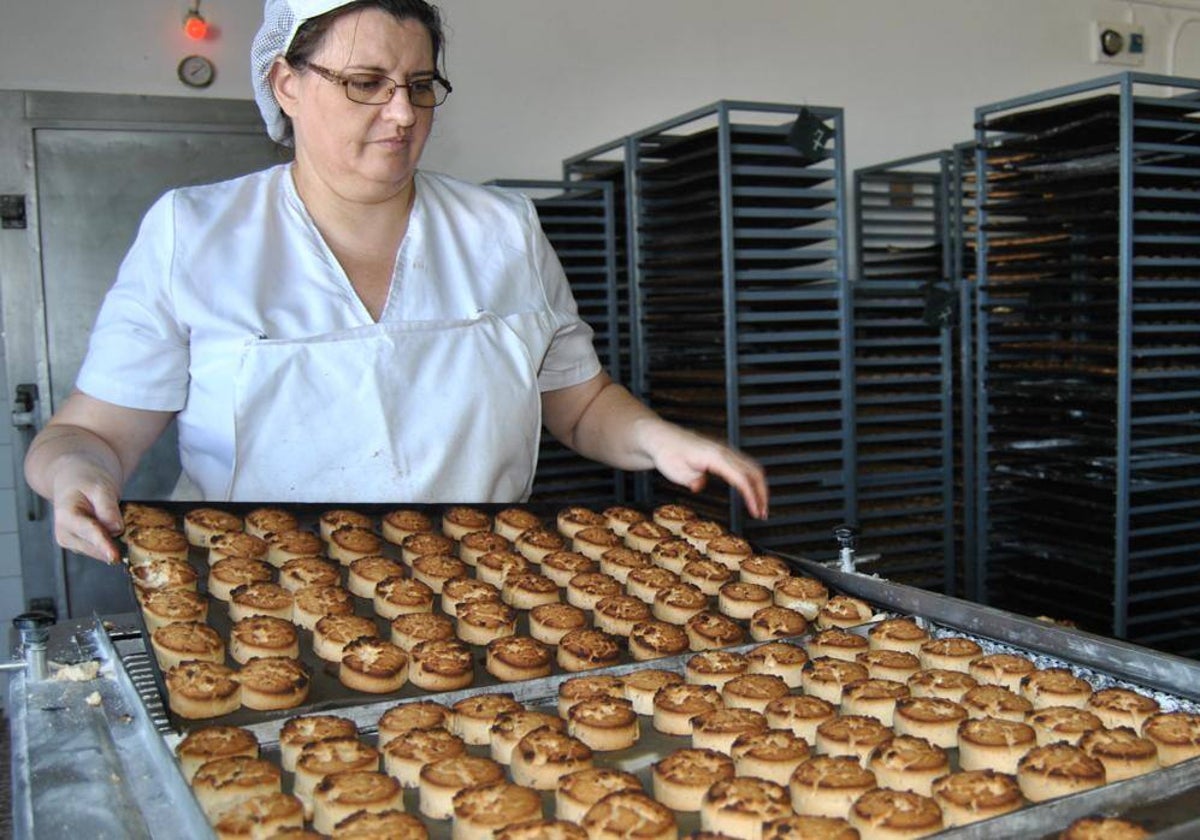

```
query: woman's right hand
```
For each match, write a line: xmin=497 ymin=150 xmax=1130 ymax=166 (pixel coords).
xmin=48 ymin=459 xmax=125 ymax=565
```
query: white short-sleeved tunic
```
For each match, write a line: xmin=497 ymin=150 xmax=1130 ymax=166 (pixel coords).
xmin=76 ymin=165 xmax=601 ymax=501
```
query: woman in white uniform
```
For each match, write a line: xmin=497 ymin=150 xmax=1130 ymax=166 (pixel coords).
xmin=24 ymin=0 xmax=768 ymax=565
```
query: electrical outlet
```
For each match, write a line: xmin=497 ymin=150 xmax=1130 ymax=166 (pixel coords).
xmin=1092 ymin=20 xmax=1145 ymax=66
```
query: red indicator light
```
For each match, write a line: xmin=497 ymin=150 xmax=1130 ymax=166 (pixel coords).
xmin=184 ymin=11 xmax=208 ymax=40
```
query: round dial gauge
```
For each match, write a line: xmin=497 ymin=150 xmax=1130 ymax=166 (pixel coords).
xmin=178 ymin=54 xmax=216 ymax=89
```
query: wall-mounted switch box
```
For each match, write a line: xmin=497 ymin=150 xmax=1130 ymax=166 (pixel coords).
xmin=1093 ymin=21 xmax=1146 ymax=66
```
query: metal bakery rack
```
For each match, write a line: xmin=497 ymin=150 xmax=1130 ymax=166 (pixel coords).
xmin=972 ymin=72 xmax=1200 ymax=657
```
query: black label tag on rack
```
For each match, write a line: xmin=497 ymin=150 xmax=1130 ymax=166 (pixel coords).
xmin=787 ymin=108 xmax=835 ymax=162
xmin=922 ymin=279 xmax=957 ymax=329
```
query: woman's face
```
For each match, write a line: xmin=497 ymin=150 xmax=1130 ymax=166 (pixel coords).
xmin=275 ymin=8 xmax=436 ymax=203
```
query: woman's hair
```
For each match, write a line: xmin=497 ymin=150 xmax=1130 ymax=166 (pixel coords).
xmin=286 ymin=0 xmax=446 ymax=72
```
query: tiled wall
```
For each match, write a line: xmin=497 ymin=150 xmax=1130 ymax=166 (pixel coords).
xmin=0 ymin=338 xmax=27 ymax=695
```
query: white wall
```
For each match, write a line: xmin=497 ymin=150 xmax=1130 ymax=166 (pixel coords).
xmin=4 ymin=0 xmax=1200 ymax=183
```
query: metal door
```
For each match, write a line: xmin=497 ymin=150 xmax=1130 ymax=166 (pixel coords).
xmin=0 ymin=90 xmax=287 ymax=618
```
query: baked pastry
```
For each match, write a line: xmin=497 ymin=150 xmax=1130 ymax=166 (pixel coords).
xmin=373 ymin=576 xmax=435 ymax=621
xmin=497 ymin=819 xmax=587 ymax=840
xmin=847 ymin=788 xmax=943 ymax=839
xmin=739 ymin=554 xmax=791 ymax=588
xmin=228 ymin=582 xmax=293 ymax=623
xmin=294 ymin=584 xmax=355 ymax=630
xmin=622 ymin=668 xmax=685 ymax=715
xmin=685 ymin=611 xmax=746 ymax=650
xmin=750 ymin=605 xmax=809 ymax=642
xmin=409 ymin=552 xmax=468 ymax=594
xmin=867 ymin=735 xmax=949 ymax=796
xmin=840 ymin=678 xmax=911 ymax=726
xmin=381 ymin=508 xmax=434 ymax=544
xmin=191 ymin=755 xmax=281 ymax=821
xmin=691 ymin=707 xmax=770 ymax=754
xmin=419 ymin=754 xmax=507 ymax=820
xmin=572 ymin=526 xmax=623 ymax=562
xmin=568 ymin=697 xmax=639 ymax=751
xmin=700 ymin=777 xmax=792 ymax=839
xmin=566 ymin=571 xmax=623 ymax=611
xmin=789 ymin=755 xmax=877 ymax=818
xmin=686 ymin=650 xmax=749 ymax=690
xmin=121 ymin=502 xmax=175 ymax=535
xmin=968 ymin=652 xmax=1035 ymax=690
xmin=529 ymin=601 xmax=589 ymax=645
xmin=1058 ymin=817 xmax=1152 ymax=839
xmin=347 ymin=555 xmax=406 ymax=598
xmin=961 ymin=684 xmax=1034 ymax=722
xmin=680 ymin=558 xmax=733 ymax=596
xmin=867 ymin=618 xmax=930 ymax=654
xmin=475 ymin=549 xmax=533 ymax=588
xmin=517 ymin=526 xmax=569 ymax=563
xmin=917 ymin=636 xmax=982 ymax=673
xmin=1016 ymin=742 xmax=1106 ymax=802
xmin=501 ymin=572 xmax=561 ymax=610
xmin=652 ymin=582 xmax=709 ymax=624
xmin=539 ymin=550 xmax=598 ymax=587
xmin=855 ymin=650 xmax=920 ymax=685
xmin=331 ymin=809 xmax=429 ymax=839
xmin=319 ymin=509 xmax=373 ymax=542
xmin=597 ymin=547 xmax=653 ymax=584
xmin=442 ymin=505 xmax=492 ymax=540
xmin=458 ymin=530 xmax=511 ymax=567
xmin=722 ymin=673 xmax=790 ymax=714
xmin=629 ymin=620 xmax=689 ymax=661
xmin=808 ymin=628 xmax=870 ymax=662
xmin=452 ymin=782 xmax=543 ymax=840
xmin=510 ymin=727 xmax=594 ymax=790
xmin=930 ymin=769 xmax=1024 ymax=827
xmin=237 ymin=655 xmax=310 ymax=711
xmin=381 ymin=725 xmax=466 ymax=788
xmin=312 ymin=770 xmax=402 ymax=836
xmin=452 ymin=693 xmax=525 ymax=745
xmin=408 ymin=639 xmax=474 ymax=691
xmin=814 ymin=714 xmax=894 ymax=766
xmin=313 ymin=614 xmax=378 ymax=662
xmin=581 ymin=791 xmax=677 ymax=840
xmin=748 ymin=640 xmax=809 ymax=687
xmin=765 ymin=694 xmax=838 ymax=744
xmin=705 ymin=534 xmax=753 ymax=571
xmin=626 ymin=565 xmax=682 ymax=604
xmin=339 ymin=638 xmax=409 ymax=693
xmin=493 ymin=507 xmax=541 ymax=540
xmin=815 ymin=596 xmax=874 ymax=630
xmin=400 ymin=532 xmax=456 ymax=565
xmin=650 ymin=537 xmax=704 ymax=574
xmin=212 ymin=792 xmax=304 ymax=840
xmin=1142 ymin=710 xmax=1200 ymax=766
xmin=377 ymin=700 xmax=452 ymax=744
xmin=556 ymin=506 xmax=607 ymax=539
xmin=278 ymin=556 xmax=339 ymax=593
xmin=907 ymin=668 xmax=978 ymax=703
xmin=267 ymin=530 xmax=326 ymax=567
xmin=242 ymin=507 xmax=297 ymax=540
xmin=603 ymin=505 xmax=646 ymax=536
xmin=557 ymin=628 xmax=621 ymax=672
xmin=731 ymin=727 xmax=811 ymax=786
xmin=440 ymin=577 xmax=501 ymax=617
xmin=892 ymin=696 xmax=968 ymax=749
xmin=151 ymin=621 xmax=223 ymax=671
xmin=230 ymin=615 xmax=300 ymax=663
xmin=957 ymin=716 xmax=1036 ymax=774
xmin=294 ymin=737 xmax=380 ymax=819
xmin=681 ymin=519 xmax=726 ymax=553
xmin=652 ymin=503 xmax=698 ymax=534
xmin=557 ymin=674 xmax=626 ymax=717
xmin=773 ymin=576 xmax=830 ymax=621
xmin=653 ymin=683 xmax=725 ymax=736
xmin=486 ymin=635 xmax=552 ymax=682
xmin=1028 ymin=705 xmax=1105 ymax=746
xmin=557 ymin=767 xmax=643 ymax=823
xmin=208 ymin=531 xmax=270 ymax=566
xmin=175 ymin=725 xmax=259 ymax=782
xmin=455 ymin=598 xmax=517 ymax=645
xmin=1078 ymin=726 xmax=1158 ymax=781
xmin=183 ymin=507 xmax=242 ymax=547
xmin=279 ymin=715 xmax=357 ymax=772
xmin=761 ymin=815 xmax=860 ymax=840
xmin=1087 ymin=687 xmax=1161 ymax=731
xmin=209 ymin=557 xmax=274 ymax=602
xmin=388 ymin=612 xmax=454 ymax=652
xmin=130 ymin=557 xmax=198 ymax=594
xmin=717 ymin=581 xmax=772 ymax=619
xmin=490 ymin=710 xmax=566 ymax=764
xmin=141 ymin=587 xmax=208 ymax=632
xmin=802 ymin=657 xmax=871 ymax=705
xmin=1020 ymin=668 xmax=1094 ymax=709
xmin=624 ymin=520 xmax=674 ymax=553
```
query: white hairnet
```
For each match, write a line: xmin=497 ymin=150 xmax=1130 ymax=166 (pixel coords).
xmin=251 ymin=0 xmax=352 ymax=144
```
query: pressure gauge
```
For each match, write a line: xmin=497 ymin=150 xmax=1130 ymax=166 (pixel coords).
xmin=178 ymin=54 xmax=216 ymax=89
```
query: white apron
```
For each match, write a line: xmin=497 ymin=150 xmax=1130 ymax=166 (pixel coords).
xmin=220 ymin=311 xmax=542 ymax=502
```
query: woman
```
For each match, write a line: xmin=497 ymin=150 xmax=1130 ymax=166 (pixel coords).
xmin=24 ymin=0 xmax=768 ymax=565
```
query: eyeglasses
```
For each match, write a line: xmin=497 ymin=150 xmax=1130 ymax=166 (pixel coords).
xmin=300 ymin=61 xmax=452 ymax=108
